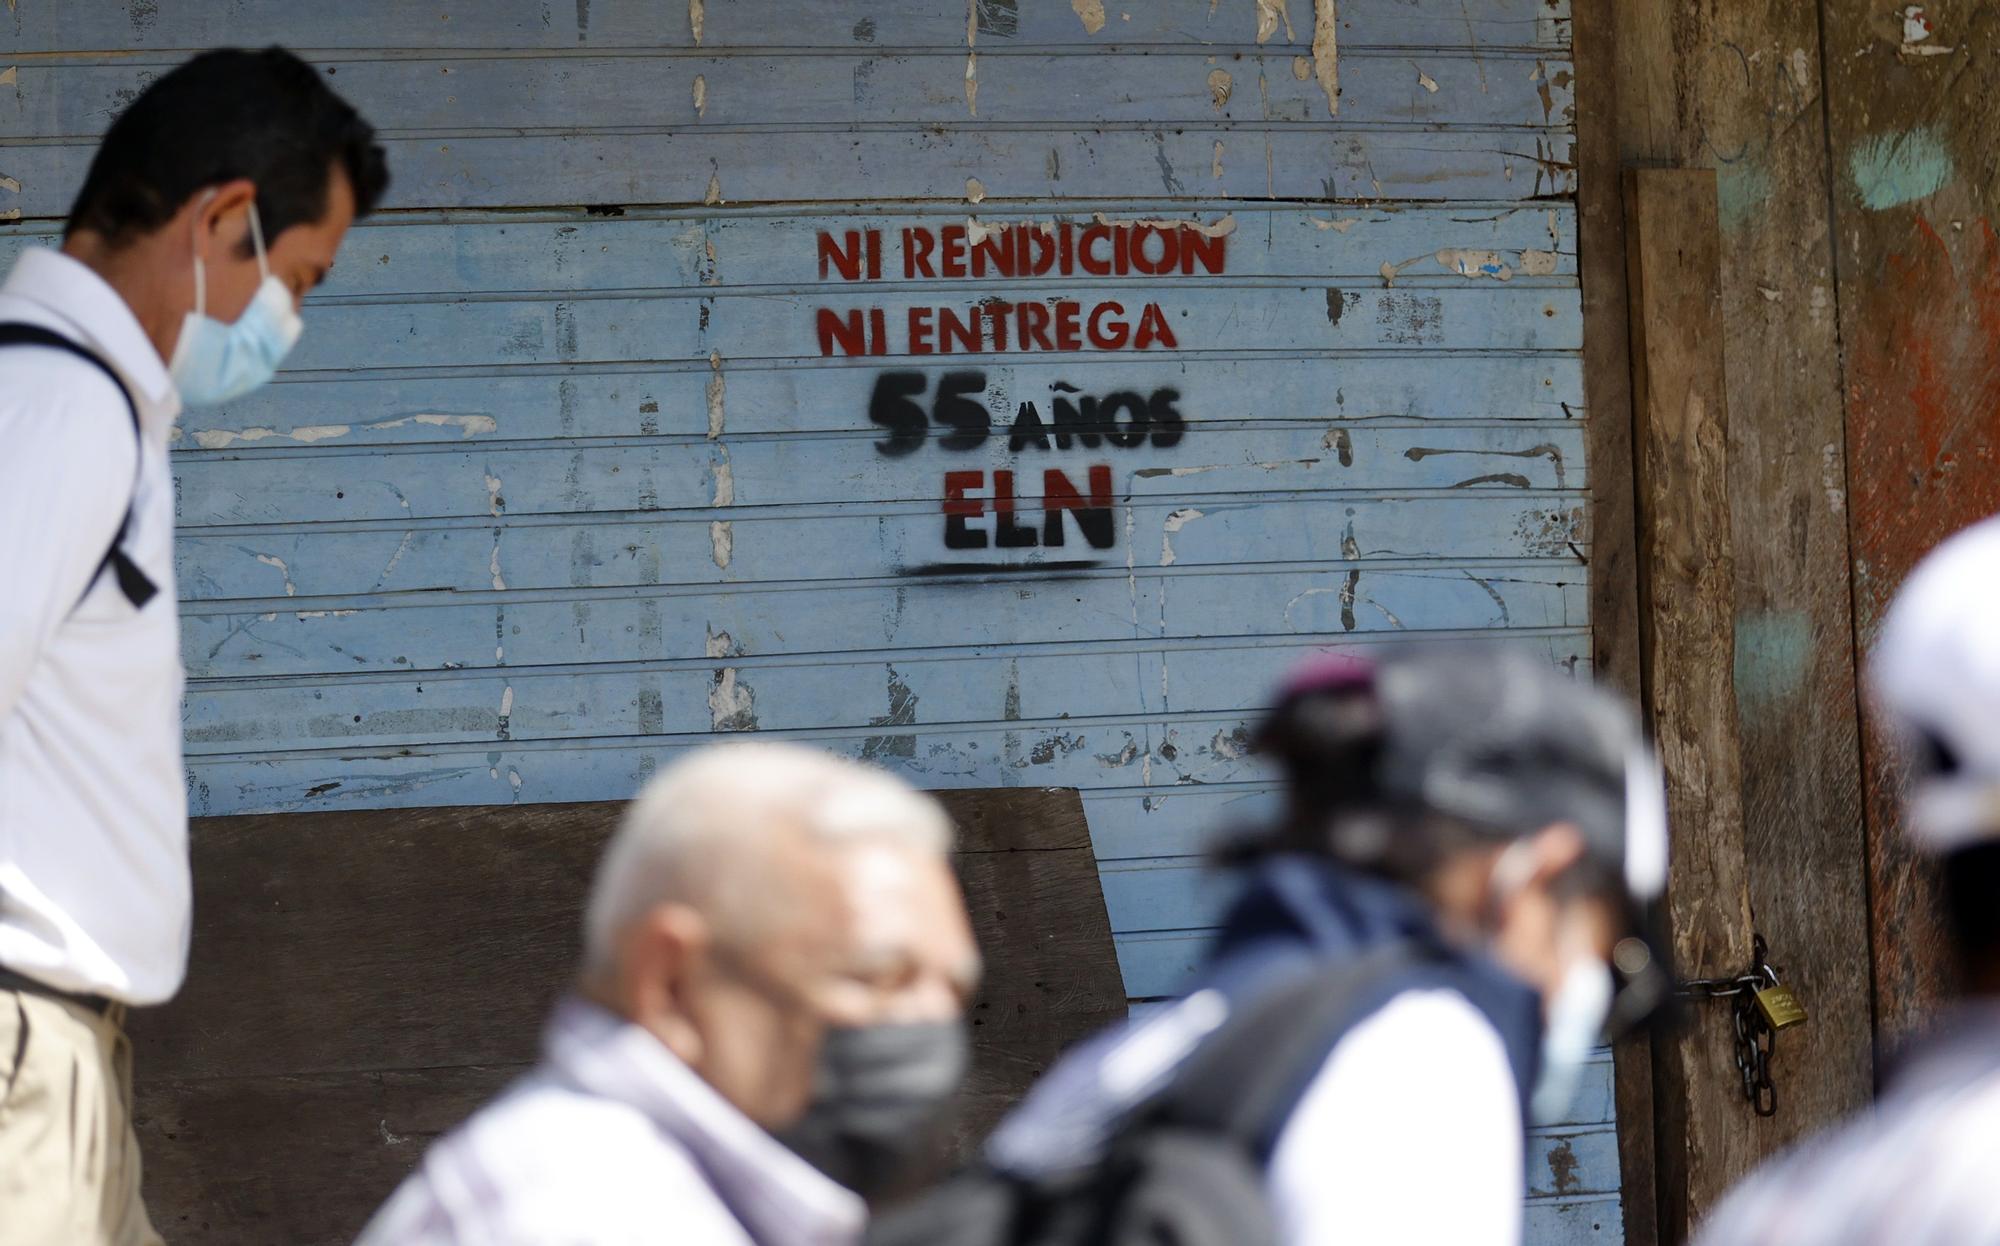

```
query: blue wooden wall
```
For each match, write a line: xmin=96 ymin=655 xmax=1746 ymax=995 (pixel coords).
xmin=2 ymin=2 xmax=1615 ymax=1237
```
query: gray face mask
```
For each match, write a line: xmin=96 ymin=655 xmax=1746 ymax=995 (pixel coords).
xmin=778 ymin=1020 xmax=970 ymax=1199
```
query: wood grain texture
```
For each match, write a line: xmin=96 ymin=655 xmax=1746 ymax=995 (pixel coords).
xmin=129 ymin=789 xmax=1124 ymax=1244
xmin=4 ymin=0 xmax=1572 ymax=53
xmin=1 ymin=206 xmax=1581 ymax=300
xmin=1817 ymin=0 xmax=2000 ymax=1049
xmin=8 ymin=127 xmax=1573 ymax=218
xmin=1569 ymin=4 xmax=1654 ymax=1241
xmin=5 ymin=51 xmax=1574 ymax=134
xmin=1607 ymin=2 xmax=1872 ymax=1167
xmin=1622 ymin=168 xmax=1758 ymax=1241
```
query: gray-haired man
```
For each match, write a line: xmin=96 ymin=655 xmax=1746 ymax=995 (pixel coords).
xmin=359 ymin=742 xmax=983 ymax=1246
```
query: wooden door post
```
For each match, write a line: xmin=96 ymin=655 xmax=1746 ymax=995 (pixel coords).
xmin=1622 ymin=168 xmax=1761 ymax=1241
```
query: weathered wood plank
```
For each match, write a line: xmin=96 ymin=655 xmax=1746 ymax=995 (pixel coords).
xmin=2 ymin=126 xmax=1577 ymax=217
xmin=221 ymin=287 xmax=1579 ymax=379
xmin=1608 ymin=3 xmax=1872 ymax=1174
xmin=181 ymin=634 xmax=1591 ymax=756
xmin=130 ymin=791 xmax=1123 ymax=1244
xmin=177 ymin=678 xmax=1594 ymax=820
xmin=1817 ymin=0 xmax=2000 ymax=1050
xmin=182 ymin=563 xmax=1587 ymax=679
xmin=135 ymin=1066 xmax=514 ymax=1246
xmin=1568 ymin=4 xmax=1653 ymax=1240
xmin=5 ymin=0 xmax=1571 ymax=54
xmin=175 ymin=647 xmax=1310 ymax=753
xmin=1622 ymin=168 xmax=1756 ymax=1241
xmin=1528 ymin=1127 xmax=1621 ymax=1199
xmin=174 ymin=493 xmax=1589 ymax=598
xmin=3 ymin=52 xmax=1573 ymax=135
xmin=1523 ymin=1198 xmax=1622 ymax=1245
xmin=1083 ymin=783 xmax=1281 ymax=860
xmin=0 ymin=206 xmax=1581 ymax=298
xmin=157 ymin=354 xmax=1584 ymax=451
xmin=174 ymin=424 xmax=1587 ymax=527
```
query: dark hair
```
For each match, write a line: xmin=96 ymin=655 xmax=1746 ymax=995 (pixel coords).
xmin=65 ymin=46 xmax=389 ymax=248
xmin=1943 ymin=841 xmax=2000 ymax=981
xmin=1223 ymin=680 xmax=1474 ymax=881
xmin=1237 ymin=678 xmax=1634 ymax=903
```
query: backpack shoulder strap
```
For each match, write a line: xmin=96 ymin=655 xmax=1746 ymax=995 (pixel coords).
xmin=1148 ymin=940 xmax=1439 ymax=1157
xmin=0 ymin=322 xmax=160 ymax=610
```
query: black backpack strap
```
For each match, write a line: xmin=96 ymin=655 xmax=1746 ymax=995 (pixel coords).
xmin=1148 ymin=940 xmax=1438 ymax=1158
xmin=0 ymin=322 xmax=159 ymax=610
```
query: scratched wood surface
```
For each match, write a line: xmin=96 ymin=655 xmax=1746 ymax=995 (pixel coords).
xmin=6 ymin=3 xmax=1611 ymax=1239
xmin=1601 ymin=6 xmax=1876 ymax=1230
xmin=1623 ymin=169 xmax=1760 ymax=1244
xmin=1569 ymin=4 xmax=1655 ymax=1241
xmin=1816 ymin=0 xmax=2000 ymax=1051
xmin=128 ymin=789 xmax=1127 ymax=1245
xmin=7 ymin=1 xmax=1573 ymax=51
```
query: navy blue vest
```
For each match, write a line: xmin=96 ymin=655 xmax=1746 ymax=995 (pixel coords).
xmin=986 ymin=855 xmax=1544 ymax=1176
xmin=1191 ymin=854 xmax=1544 ymax=1128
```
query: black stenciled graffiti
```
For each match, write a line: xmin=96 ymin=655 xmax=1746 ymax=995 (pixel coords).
xmin=867 ymin=371 xmax=1189 ymax=557
xmin=868 ymin=371 xmax=1186 ymax=455
xmin=943 ymin=465 xmax=1116 ymax=551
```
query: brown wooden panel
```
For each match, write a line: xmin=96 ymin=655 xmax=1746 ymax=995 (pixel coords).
xmin=1623 ymin=167 xmax=1760 ymax=1242
xmin=1571 ymin=4 xmax=1658 ymax=1239
xmin=1818 ymin=0 xmax=2000 ymax=1047
xmin=137 ymin=1066 xmax=515 ymax=1246
xmin=1607 ymin=0 xmax=1873 ymax=1170
xmin=130 ymin=788 xmax=1123 ymax=1245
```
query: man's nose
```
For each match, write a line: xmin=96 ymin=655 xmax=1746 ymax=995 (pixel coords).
xmin=881 ymin=974 xmax=968 ymax=1024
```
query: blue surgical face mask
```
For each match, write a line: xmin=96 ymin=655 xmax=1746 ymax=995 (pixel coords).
xmin=168 ymin=199 xmax=304 ymax=406
xmin=1487 ymin=839 xmax=1615 ymax=1124
xmin=1531 ymin=954 xmax=1613 ymax=1123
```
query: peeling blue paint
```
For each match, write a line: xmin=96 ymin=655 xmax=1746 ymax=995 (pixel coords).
xmin=1716 ymin=162 xmax=1772 ymax=232
xmin=1735 ymin=609 xmax=1812 ymax=717
xmin=1848 ymin=126 xmax=1953 ymax=210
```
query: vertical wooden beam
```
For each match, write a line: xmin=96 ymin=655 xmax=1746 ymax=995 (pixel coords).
xmin=1570 ymin=5 xmax=1656 ymax=1242
xmin=1623 ymin=169 xmax=1760 ymax=1242
xmin=1694 ymin=0 xmax=1875 ymax=1160
xmin=1817 ymin=0 xmax=2000 ymax=1050
xmin=1605 ymin=0 xmax=1875 ymax=1204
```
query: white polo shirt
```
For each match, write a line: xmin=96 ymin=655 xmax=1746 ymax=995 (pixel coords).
xmin=0 ymin=247 xmax=188 ymax=1006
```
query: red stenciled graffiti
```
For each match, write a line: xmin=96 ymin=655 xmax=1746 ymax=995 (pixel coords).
xmin=817 ymin=224 xmax=1226 ymax=282
xmin=817 ymin=302 xmax=1178 ymax=357
xmin=813 ymin=220 xmax=1218 ymax=357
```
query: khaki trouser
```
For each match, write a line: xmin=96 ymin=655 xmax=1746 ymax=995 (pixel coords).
xmin=0 ymin=988 xmax=163 ymax=1246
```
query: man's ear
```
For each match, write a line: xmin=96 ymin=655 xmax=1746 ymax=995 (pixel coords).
xmin=189 ymin=178 xmax=258 ymax=262
xmin=1526 ymin=822 xmax=1588 ymax=887
xmin=619 ymin=903 xmax=711 ymax=1062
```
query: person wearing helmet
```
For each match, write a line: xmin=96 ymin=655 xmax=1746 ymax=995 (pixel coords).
xmin=877 ymin=646 xmax=1669 ymax=1246
xmin=1696 ymin=515 xmax=2000 ymax=1246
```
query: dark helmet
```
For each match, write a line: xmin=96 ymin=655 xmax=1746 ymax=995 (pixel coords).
xmin=1253 ymin=646 xmax=1672 ymax=1036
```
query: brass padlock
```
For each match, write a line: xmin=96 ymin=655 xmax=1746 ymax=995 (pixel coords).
xmin=1753 ymin=981 xmax=1808 ymax=1031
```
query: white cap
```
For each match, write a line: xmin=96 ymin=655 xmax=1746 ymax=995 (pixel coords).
xmin=1872 ymin=515 xmax=2000 ymax=852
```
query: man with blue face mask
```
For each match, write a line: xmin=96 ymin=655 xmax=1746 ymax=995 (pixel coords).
xmin=0 ymin=47 xmax=386 ymax=1245
xmin=878 ymin=647 xmax=1670 ymax=1246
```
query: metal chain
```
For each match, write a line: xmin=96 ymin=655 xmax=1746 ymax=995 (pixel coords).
xmin=1675 ymin=934 xmax=1781 ymax=1117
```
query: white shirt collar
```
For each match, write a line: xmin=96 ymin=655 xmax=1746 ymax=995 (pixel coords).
xmin=544 ymin=997 xmax=868 ymax=1246
xmin=1 ymin=247 xmax=178 ymax=412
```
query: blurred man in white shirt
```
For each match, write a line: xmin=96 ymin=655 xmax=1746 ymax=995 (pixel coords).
xmin=359 ymin=742 xmax=983 ymax=1246
xmin=1698 ymin=516 xmax=2000 ymax=1246
xmin=0 ymin=46 xmax=385 ymax=1245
